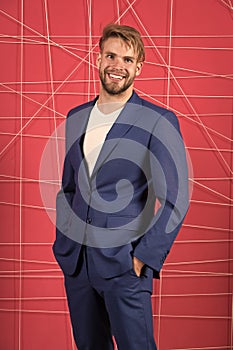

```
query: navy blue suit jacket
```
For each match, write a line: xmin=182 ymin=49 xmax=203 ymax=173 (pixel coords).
xmin=53 ymin=92 xmax=189 ymax=278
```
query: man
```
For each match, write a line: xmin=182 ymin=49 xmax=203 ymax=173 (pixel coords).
xmin=53 ymin=24 xmax=189 ymax=350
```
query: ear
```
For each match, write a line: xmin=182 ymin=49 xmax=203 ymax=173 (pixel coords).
xmin=96 ymin=53 xmax=101 ymax=68
xmin=135 ymin=62 xmax=143 ymax=76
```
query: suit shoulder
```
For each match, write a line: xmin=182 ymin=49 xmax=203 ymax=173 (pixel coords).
xmin=140 ymin=97 xmax=173 ymax=116
xmin=140 ymin=97 xmax=180 ymax=130
xmin=67 ymin=100 xmax=95 ymax=118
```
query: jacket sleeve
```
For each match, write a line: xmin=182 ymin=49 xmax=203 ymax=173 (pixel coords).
xmin=133 ymin=111 xmax=190 ymax=274
xmin=55 ymin=113 xmax=76 ymax=234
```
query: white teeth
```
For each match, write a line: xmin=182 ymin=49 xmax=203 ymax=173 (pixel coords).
xmin=109 ymin=74 xmax=123 ymax=80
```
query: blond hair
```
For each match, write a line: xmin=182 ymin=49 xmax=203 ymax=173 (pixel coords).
xmin=99 ymin=24 xmax=145 ymax=62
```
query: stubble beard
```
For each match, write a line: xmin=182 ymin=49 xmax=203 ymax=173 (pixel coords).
xmin=99 ymin=68 xmax=135 ymax=96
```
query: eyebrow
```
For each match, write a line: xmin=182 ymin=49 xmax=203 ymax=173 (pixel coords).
xmin=104 ymin=51 xmax=136 ymax=61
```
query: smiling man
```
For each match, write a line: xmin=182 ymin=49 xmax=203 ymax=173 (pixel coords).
xmin=53 ymin=24 xmax=189 ymax=350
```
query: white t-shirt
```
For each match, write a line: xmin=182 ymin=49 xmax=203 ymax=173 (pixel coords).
xmin=83 ymin=103 xmax=123 ymax=176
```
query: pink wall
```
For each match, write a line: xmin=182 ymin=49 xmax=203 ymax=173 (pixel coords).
xmin=0 ymin=1 xmax=232 ymax=349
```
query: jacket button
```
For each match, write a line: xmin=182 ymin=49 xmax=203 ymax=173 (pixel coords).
xmin=86 ymin=218 xmax=92 ymax=224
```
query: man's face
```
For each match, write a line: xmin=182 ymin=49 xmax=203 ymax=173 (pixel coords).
xmin=96 ymin=37 xmax=142 ymax=96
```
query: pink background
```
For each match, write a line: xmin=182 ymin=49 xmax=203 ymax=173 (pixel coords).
xmin=0 ymin=0 xmax=232 ymax=349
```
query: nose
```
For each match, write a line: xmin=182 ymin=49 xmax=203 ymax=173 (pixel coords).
xmin=111 ymin=56 xmax=125 ymax=70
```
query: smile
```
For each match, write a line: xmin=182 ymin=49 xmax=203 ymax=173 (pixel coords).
xmin=108 ymin=73 xmax=125 ymax=80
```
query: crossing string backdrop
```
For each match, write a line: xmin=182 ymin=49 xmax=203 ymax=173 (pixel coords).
xmin=0 ymin=0 xmax=232 ymax=349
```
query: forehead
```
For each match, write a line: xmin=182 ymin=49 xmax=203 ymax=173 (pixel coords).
xmin=101 ymin=37 xmax=137 ymax=57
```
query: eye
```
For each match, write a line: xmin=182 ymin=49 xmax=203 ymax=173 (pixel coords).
xmin=106 ymin=54 xmax=114 ymax=59
xmin=124 ymin=57 xmax=133 ymax=63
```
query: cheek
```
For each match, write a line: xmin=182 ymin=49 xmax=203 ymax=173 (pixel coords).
xmin=99 ymin=61 xmax=107 ymax=71
xmin=128 ymin=68 xmax=138 ymax=78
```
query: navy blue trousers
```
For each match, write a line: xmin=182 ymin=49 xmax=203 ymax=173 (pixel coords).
xmin=64 ymin=246 xmax=157 ymax=350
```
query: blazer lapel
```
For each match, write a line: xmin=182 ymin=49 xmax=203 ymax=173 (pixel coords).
xmin=67 ymin=99 xmax=97 ymax=185
xmin=91 ymin=92 xmax=143 ymax=178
